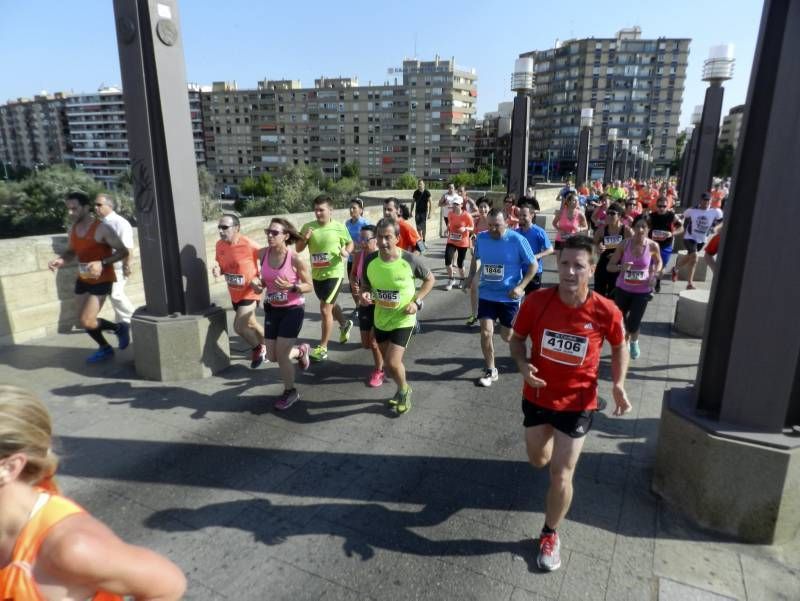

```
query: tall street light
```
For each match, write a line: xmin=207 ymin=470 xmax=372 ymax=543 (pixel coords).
xmin=678 ymin=105 xmax=704 ymax=205
xmin=685 ymin=44 xmax=735 ymax=206
xmin=576 ymin=108 xmax=593 ymax=186
xmin=629 ymin=144 xmax=639 ymax=180
xmin=618 ymin=138 xmax=629 ymax=181
xmin=507 ymin=57 xmax=534 ymax=199
xmin=604 ymin=128 xmax=618 ymax=185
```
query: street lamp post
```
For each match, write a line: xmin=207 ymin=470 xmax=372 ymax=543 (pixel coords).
xmin=489 ymin=152 xmax=494 ymax=189
xmin=618 ymin=138 xmax=629 ymax=181
xmin=507 ymin=57 xmax=534 ymax=199
xmin=576 ymin=108 xmax=593 ymax=186
xmin=678 ymin=105 xmax=704 ymax=205
xmin=685 ymin=44 xmax=735 ymax=206
xmin=0 ymin=160 xmax=8 ymax=180
xmin=605 ymin=128 xmax=618 ymax=185
xmin=629 ymin=144 xmax=638 ymax=180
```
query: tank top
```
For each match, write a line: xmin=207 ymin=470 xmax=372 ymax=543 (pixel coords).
xmin=598 ymin=224 xmax=625 ymax=258
xmin=473 ymin=215 xmax=489 ymax=235
xmin=0 ymin=493 xmax=123 ymax=601
xmin=69 ymin=220 xmax=115 ymax=283
xmin=556 ymin=209 xmax=581 ymax=242
xmin=616 ymin=239 xmax=653 ymax=294
xmin=260 ymin=247 xmax=304 ymax=308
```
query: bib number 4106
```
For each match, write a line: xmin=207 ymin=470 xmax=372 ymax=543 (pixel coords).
xmin=540 ymin=329 xmax=588 ymax=366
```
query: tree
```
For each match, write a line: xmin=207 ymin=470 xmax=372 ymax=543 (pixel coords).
xmin=197 ymin=165 xmax=216 ymax=197
xmin=451 ymin=172 xmax=474 ymax=188
xmin=341 ymin=161 xmax=360 ymax=179
xmin=395 ymin=172 xmax=418 ymax=190
xmin=670 ymin=131 xmax=688 ymax=175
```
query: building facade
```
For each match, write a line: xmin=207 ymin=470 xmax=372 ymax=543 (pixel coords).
xmin=519 ymin=27 xmax=690 ymax=179
xmin=201 ymin=57 xmax=477 ymax=190
xmin=474 ymin=102 xmax=512 ymax=178
xmin=0 ymin=92 xmax=71 ymax=172
xmin=718 ymin=104 xmax=744 ymax=153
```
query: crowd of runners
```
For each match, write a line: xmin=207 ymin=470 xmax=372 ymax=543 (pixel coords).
xmin=0 ymin=177 xmax=727 ymax=598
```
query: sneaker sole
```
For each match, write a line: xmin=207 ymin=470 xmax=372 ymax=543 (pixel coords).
xmin=537 ymin=557 xmax=561 ymax=572
xmin=275 ymin=395 xmax=300 ymax=410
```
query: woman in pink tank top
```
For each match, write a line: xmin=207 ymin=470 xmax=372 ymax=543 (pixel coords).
xmin=254 ymin=218 xmax=313 ymax=410
xmin=606 ymin=215 xmax=663 ymax=360
xmin=552 ymin=193 xmax=588 ymax=251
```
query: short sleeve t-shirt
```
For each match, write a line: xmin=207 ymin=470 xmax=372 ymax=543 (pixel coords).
xmin=215 ymin=234 xmax=261 ymax=303
xmin=648 ymin=211 xmax=677 ymax=247
xmin=300 ymin=220 xmax=352 ymax=280
xmin=413 ymin=189 xmax=432 ymax=215
xmin=397 ymin=218 xmax=422 ymax=252
xmin=474 ymin=230 xmax=535 ymax=302
xmin=345 ymin=217 xmax=370 ymax=262
xmin=363 ymin=250 xmax=431 ymax=331
xmin=516 ymin=225 xmax=551 ymax=274
xmin=446 ymin=212 xmax=474 ymax=248
xmin=512 ymin=288 xmax=625 ymax=412
xmin=683 ymin=207 xmax=723 ymax=243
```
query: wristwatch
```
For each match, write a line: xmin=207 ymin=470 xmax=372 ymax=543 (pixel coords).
xmin=414 ymin=298 xmax=424 ymax=310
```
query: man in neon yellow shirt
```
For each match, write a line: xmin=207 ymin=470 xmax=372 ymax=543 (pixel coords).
xmin=608 ymin=180 xmax=627 ymax=202
xmin=297 ymin=195 xmax=354 ymax=361
xmin=360 ymin=217 xmax=435 ymax=415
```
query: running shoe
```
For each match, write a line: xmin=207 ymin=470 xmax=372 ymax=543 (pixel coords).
xmin=465 ymin=314 xmax=478 ymax=327
xmin=670 ymin=266 xmax=678 ymax=282
xmin=250 ymin=343 xmax=267 ymax=369
xmin=274 ymin=388 xmax=300 ymax=411
xmin=296 ymin=343 xmax=310 ymax=370
xmin=445 ymin=279 xmax=455 ymax=291
xmin=339 ymin=319 xmax=353 ymax=344
xmin=537 ymin=531 xmax=561 ymax=572
xmin=630 ymin=340 xmax=641 ymax=360
xmin=309 ymin=345 xmax=328 ymax=362
xmin=478 ymin=367 xmax=499 ymax=387
xmin=368 ymin=369 xmax=385 ymax=387
xmin=86 ymin=346 xmax=114 ymax=364
xmin=686 ymin=283 xmax=696 ymax=290
xmin=654 ymin=278 xmax=661 ymax=293
xmin=115 ymin=322 xmax=130 ymax=350
xmin=392 ymin=386 xmax=412 ymax=415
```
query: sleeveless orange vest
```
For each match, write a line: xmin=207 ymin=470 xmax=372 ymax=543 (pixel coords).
xmin=69 ymin=220 xmax=115 ymax=284
xmin=0 ymin=493 xmax=123 ymax=601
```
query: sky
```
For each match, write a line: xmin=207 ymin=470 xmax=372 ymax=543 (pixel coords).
xmin=1 ymin=0 xmax=763 ymax=129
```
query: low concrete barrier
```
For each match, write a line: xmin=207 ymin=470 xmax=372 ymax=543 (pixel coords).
xmin=674 ymin=288 xmax=710 ymax=337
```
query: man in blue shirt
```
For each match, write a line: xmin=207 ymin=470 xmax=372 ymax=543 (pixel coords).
xmin=465 ymin=209 xmax=537 ymax=387
xmin=516 ymin=201 xmax=554 ymax=294
xmin=345 ymin=198 xmax=371 ymax=278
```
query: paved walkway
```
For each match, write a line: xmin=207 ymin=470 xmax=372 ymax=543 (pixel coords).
xmin=0 ymin=216 xmax=797 ymax=600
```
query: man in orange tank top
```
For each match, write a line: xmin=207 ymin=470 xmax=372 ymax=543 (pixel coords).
xmin=47 ymin=192 xmax=130 ymax=363
xmin=212 ymin=213 xmax=266 ymax=368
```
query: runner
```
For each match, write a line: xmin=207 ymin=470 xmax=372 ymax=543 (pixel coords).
xmin=670 ymin=192 xmax=723 ymax=290
xmin=349 ymin=224 xmax=385 ymax=387
xmin=253 ymin=218 xmax=312 ymax=410
xmin=516 ymin=201 xmax=553 ymax=294
xmin=47 ymin=192 xmax=130 ymax=363
xmin=437 ymin=183 xmax=462 ymax=230
xmin=93 ymin=194 xmax=135 ymax=328
xmin=297 ymin=195 xmax=354 ymax=362
xmin=590 ymin=193 xmax=611 ymax=231
xmin=509 ymin=235 xmax=631 ymax=572
xmin=383 ymin=197 xmax=423 ymax=253
xmin=465 ymin=197 xmax=492 ymax=326
xmin=647 ymin=196 xmax=683 ymax=293
xmin=344 ymin=197 xmax=370 ymax=279
xmin=212 ymin=213 xmax=266 ymax=368
xmin=703 ymin=224 xmax=723 ymax=274
xmin=502 ymin=193 xmax=520 ymax=228
xmin=592 ymin=203 xmax=630 ymax=298
xmin=465 ymin=209 xmax=537 ymax=387
xmin=410 ymin=179 xmax=432 ymax=241
xmin=608 ymin=179 xmax=627 ymax=202
xmin=552 ymin=193 xmax=588 ymax=252
xmin=607 ymin=216 xmax=662 ymax=359
xmin=0 ymin=385 xmax=186 ymax=600
xmin=360 ymin=217 xmax=435 ymax=415
xmin=458 ymin=185 xmax=478 ymax=216
xmin=443 ymin=197 xmax=474 ymax=291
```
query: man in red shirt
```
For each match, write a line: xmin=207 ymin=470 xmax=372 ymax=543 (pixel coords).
xmin=510 ymin=235 xmax=631 ymax=572
xmin=383 ymin=197 xmax=422 ymax=254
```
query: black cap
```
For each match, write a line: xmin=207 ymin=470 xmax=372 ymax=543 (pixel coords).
xmin=700 ymin=192 xmax=711 ymax=200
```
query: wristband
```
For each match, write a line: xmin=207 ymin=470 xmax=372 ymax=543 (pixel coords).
xmin=290 ymin=284 xmax=299 ymax=293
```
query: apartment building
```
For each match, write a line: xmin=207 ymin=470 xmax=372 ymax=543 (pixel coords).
xmin=201 ymin=57 xmax=477 ymax=190
xmin=474 ymin=102 xmax=512 ymax=176
xmin=519 ymin=27 xmax=690 ymax=178
xmin=0 ymin=92 xmax=71 ymax=170
xmin=718 ymin=104 xmax=744 ymax=153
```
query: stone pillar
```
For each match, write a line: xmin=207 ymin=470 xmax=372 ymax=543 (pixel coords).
xmin=507 ymin=94 xmax=530 ymax=200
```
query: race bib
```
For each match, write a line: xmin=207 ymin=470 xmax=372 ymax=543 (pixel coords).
xmin=694 ymin=217 xmax=709 ymax=234
xmin=540 ymin=329 xmax=588 ymax=366
xmin=624 ymin=269 xmax=648 ymax=284
xmin=449 ymin=231 xmax=463 ymax=241
xmin=603 ymin=235 xmax=623 ymax=248
xmin=224 ymin=273 xmax=245 ymax=287
xmin=267 ymin=290 xmax=288 ymax=304
xmin=78 ymin=262 xmax=94 ymax=280
xmin=482 ymin=263 xmax=504 ymax=281
xmin=311 ymin=252 xmax=331 ymax=268
xmin=651 ymin=230 xmax=670 ymax=242
xmin=375 ymin=288 xmax=400 ymax=309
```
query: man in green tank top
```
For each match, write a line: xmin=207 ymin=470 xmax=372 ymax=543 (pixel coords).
xmin=361 ymin=217 xmax=435 ymax=415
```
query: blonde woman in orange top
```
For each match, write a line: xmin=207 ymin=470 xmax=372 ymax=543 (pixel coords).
xmin=0 ymin=385 xmax=186 ymax=601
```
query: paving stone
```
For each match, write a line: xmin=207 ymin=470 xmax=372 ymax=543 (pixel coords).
xmin=658 ymin=578 xmax=737 ymax=601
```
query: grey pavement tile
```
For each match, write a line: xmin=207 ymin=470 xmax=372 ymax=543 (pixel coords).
xmin=557 ymin=550 xmax=611 ymax=601
xmin=183 ymin=579 xmax=229 ymax=601
xmin=557 ymin=520 xmax=617 ymax=562
xmin=604 ymin=571 xmax=656 ymax=601
xmin=740 ymin=553 xmax=800 ymax=601
xmin=509 ymin=587 xmax=556 ymax=601
xmin=658 ymin=578 xmax=737 ymax=601
xmin=654 ymin=537 xmax=746 ymax=600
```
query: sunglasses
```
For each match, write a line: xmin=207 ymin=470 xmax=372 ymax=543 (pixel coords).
xmin=265 ymin=229 xmax=285 ymax=236
xmin=218 ymin=225 xmax=233 ymax=230
xmin=360 ymin=236 xmax=375 ymax=242
xmin=657 ymin=205 xmax=668 ymax=208
xmin=94 ymin=203 xmax=105 ymax=207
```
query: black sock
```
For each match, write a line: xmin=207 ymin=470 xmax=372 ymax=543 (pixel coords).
xmin=97 ymin=318 xmax=118 ymax=332
xmin=87 ymin=327 xmax=110 ymax=347
xmin=542 ymin=524 xmax=556 ymax=535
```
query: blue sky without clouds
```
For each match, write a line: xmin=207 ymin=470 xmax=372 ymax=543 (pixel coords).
xmin=1 ymin=0 xmax=763 ymax=129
